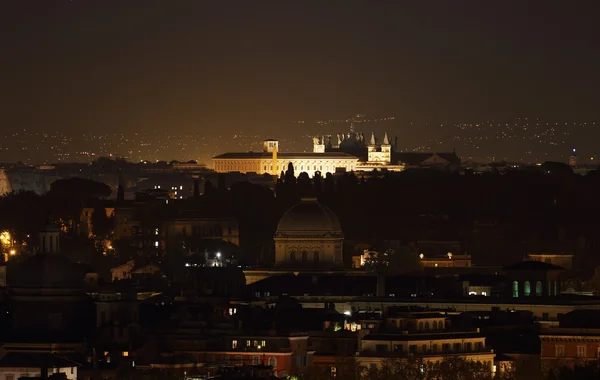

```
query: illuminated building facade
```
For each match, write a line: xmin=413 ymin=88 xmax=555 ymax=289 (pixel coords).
xmin=213 ymin=126 xmax=460 ymax=177
xmin=213 ymin=140 xmax=358 ymax=178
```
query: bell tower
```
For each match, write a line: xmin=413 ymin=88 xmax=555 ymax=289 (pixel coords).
xmin=381 ymin=132 xmax=392 ymax=164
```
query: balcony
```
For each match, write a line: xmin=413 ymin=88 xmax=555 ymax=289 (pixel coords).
xmin=357 ymin=348 xmax=494 ymax=358
xmin=205 ymin=345 xmax=294 ymax=354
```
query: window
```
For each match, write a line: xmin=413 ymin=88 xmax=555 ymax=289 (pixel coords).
xmin=418 ymin=322 xmax=423 ymax=330
xmin=555 ymin=345 xmax=565 ymax=357
xmin=253 ymin=356 xmax=260 ymax=365
xmin=302 ymin=251 xmax=308 ymax=261
xmin=122 ymin=351 xmax=129 ymax=357
xmin=536 ymin=281 xmax=543 ymax=296
xmin=577 ymin=345 xmax=587 ymax=358
xmin=524 ymin=281 xmax=531 ymax=296
xmin=261 ymin=340 xmax=266 ymax=347
xmin=6 ymin=375 xmax=14 ymax=380
xmin=409 ymin=345 xmax=418 ymax=353
xmin=290 ymin=251 xmax=296 ymax=261
xmin=330 ymin=366 xmax=336 ymax=377
xmin=433 ymin=321 xmax=438 ymax=329
xmin=232 ymin=340 xmax=238 ymax=349
xmin=425 ymin=321 xmax=430 ymax=329
xmin=246 ymin=340 xmax=251 ymax=347
xmin=269 ymin=357 xmax=277 ymax=368
xmin=512 ymin=281 xmax=519 ymax=298
xmin=235 ymin=355 xmax=242 ymax=365
xmin=314 ymin=252 xmax=319 ymax=262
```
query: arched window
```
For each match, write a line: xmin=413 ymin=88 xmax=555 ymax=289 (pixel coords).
xmin=302 ymin=251 xmax=308 ymax=262
xmin=524 ymin=281 xmax=531 ymax=296
xmin=290 ymin=251 xmax=296 ymax=261
xmin=263 ymin=165 xmax=267 ymax=171
xmin=269 ymin=357 xmax=277 ymax=368
xmin=314 ymin=252 xmax=319 ymax=262
xmin=433 ymin=321 xmax=438 ymax=330
xmin=512 ymin=281 xmax=519 ymax=298
xmin=536 ymin=281 xmax=543 ymax=296
xmin=418 ymin=322 xmax=424 ymax=330
xmin=425 ymin=321 xmax=430 ymax=330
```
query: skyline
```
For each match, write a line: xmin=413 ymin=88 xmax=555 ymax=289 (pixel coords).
xmin=1 ymin=1 xmax=599 ymax=149
xmin=0 ymin=116 xmax=595 ymax=165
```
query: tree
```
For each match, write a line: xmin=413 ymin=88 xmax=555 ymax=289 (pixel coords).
xmin=91 ymin=206 xmax=112 ymax=238
xmin=49 ymin=177 xmax=112 ymax=200
xmin=363 ymin=245 xmax=422 ymax=274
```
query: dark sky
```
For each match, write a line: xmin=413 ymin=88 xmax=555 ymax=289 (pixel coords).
xmin=2 ymin=0 xmax=599 ymax=137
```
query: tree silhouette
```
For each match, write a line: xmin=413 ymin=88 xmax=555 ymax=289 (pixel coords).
xmin=91 ymin=206 xmax=112 ymax=238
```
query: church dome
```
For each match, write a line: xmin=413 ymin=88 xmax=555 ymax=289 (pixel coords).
xmin=276 ymin=198 xmax=343 ymax=237
xmin=10 ymin=254 xmax=85 ymax=289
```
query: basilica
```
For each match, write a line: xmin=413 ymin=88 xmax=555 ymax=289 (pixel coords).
xmin=212 ymin=124 xmax=461 ymax=177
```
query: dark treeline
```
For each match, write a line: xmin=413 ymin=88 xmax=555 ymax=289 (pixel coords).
xmin=3 ymin=164 xmax=600 ymax=272
xmin=200 ymin=164 xmax=600 ymax=270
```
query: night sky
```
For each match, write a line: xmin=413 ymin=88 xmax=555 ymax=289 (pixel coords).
xmin=1 ymin=1 xmax=599 ymax=149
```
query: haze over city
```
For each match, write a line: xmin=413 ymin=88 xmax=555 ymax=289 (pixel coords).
xmin=1 ymin=1 xmax=599 ymax=165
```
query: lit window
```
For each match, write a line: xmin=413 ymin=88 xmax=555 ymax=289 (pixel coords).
xmin=577 ymin=345 xmax=586 ymax=357
xmin=232 ymin=340 xmax=238 ymax=349
xmin=180 ymin=185 xmax=183 ymax=190
xmin=261 ymin=340 xmax=266 ymax=347
xmin=155 ymin=241 xmax=159 ymax=247
xmin=122 ymin=351 xmax=129 ymax=357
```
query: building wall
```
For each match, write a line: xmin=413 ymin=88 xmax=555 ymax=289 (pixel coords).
xmin=540 ymin=335 xmax=600 ymax=367
xmin=274 ymin=238 xmax=343 ymax=268
xmin=162 ymin=218 xmax=240 ymax=247
xmin=528 ymin=255 xmax=573 ymax=270
xmin=0 ymin=366 xmax=78 ymax=380
xmin=113 ymin=208 xmax=138 ymax=239
xmin=213 ymin=157 xmax=358 ymax=178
